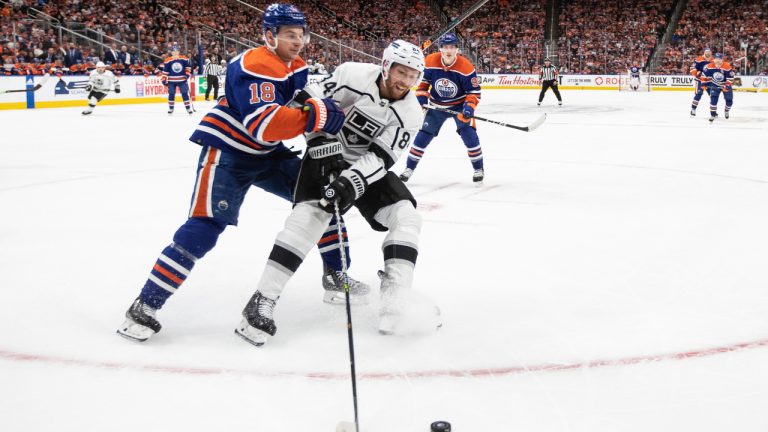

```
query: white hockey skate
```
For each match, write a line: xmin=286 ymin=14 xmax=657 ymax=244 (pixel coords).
xmin=235 ymin=291 xmax=277 ymax=347
xmin=322 ymin=266 xmax=371 ymax=305
xmin=117 ymin=298 xmax=161 ymax=342
xmin=377 ymin=271 xmax=442 ymax=336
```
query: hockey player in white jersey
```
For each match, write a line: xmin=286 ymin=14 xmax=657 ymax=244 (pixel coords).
xmin=82 ymin=61 xmax=120 ymax=115
xmin=236 ymin=40 xmax=438 ymax=346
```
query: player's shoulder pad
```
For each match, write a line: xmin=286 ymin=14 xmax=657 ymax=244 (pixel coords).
xmin=424 ymin=52 xmax=443 ymax=68
xmin=721 ymin=61 xmax=732 ymax=69
xmin=452 ymin=55 xmax=477 ymax=75
xmin=240 ymin=46 xmax=307 ymax=81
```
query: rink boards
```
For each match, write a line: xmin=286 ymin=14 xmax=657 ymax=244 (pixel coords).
xmin=1 ymin=73 xmax=766 ymax=110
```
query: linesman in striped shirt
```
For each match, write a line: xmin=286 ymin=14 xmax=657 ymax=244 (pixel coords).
xmin=203 ymin=57 xmax=224 ymax=101
xmin=538 ymin=58 xmax=562 ymax=107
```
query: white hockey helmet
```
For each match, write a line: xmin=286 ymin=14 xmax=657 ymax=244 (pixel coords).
xmin=381 ymin=40 xmax=425 ymax=84
xmin=96 ymin=61 xmax=106 ymax=68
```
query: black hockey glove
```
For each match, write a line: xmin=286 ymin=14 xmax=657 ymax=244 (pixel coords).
xmin=319 ymin=169 xmax=366 ymax=215
xmin=307 ymin=137 xmax=348 ymax=179
xmin=114 ymin=84 xmax=121 ymax=94
xmin=85 ymin=84 xmax=93 ymax=92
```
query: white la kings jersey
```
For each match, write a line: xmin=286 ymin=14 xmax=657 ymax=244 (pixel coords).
xmin=305 ymin=62 xmax=422 ymax=185
xmin=88 ymin=70 xmax=118 ymax=92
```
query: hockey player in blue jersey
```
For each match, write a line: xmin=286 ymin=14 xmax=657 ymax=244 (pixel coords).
xmin=117 ymin=3 xmax=370 ymax=343
xmin=702 ymin=53 xmax=735 ymax=122
xmin=399 ymin=32 xmax=484 ymax=185
xmin=162 ymin=45 xmax=193 ymax=114
xmin=689 ymin=47 xmax=713 ymax=116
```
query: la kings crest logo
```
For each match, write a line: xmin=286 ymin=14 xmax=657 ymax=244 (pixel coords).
xmin=340 ymin=106 xmax=385 ymax=149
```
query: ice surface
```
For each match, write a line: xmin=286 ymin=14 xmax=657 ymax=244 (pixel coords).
xmin=1 ymin=90 xmax=767 ymax=431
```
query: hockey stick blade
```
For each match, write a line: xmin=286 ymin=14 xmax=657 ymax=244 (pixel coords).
xmin=423 ymin=104 xmax=547 ymax=132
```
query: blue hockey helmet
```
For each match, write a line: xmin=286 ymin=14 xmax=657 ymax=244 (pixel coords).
xmin=438 ymin=32 xmax=459 ymax=47
xmin=262 ymin=3 xmax=308 ymax=39
xmin=714 ymin=53 xmax=723 ymax=59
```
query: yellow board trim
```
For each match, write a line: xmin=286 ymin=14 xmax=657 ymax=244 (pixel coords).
xmin=0 ymin=102 xmax=29 ymax=110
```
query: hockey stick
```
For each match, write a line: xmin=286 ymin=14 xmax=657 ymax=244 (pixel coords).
xmin=332 ymin=200 xmax=360 ymax=432
xmin=0 ymin=73 xmax=50 ymax=94
xmin=421 ymin=0 xmax=491 ymax=51
xmin=423 ymin=104 xmax=547 ymax=132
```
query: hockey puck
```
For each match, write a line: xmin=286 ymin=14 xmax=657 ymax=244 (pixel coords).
xmin=431 ymin=420 xmax=451 ymax=432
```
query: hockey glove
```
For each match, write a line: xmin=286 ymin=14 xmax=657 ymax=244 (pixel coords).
xmin=458 ymin=100 xmax=476 ymax=123
xmin=85 ymin=84 xmax=93 ymax=92
xmin=304 ymin=97 xmax=345 ymax=135
xmin=319 ymin=170 xmax=366 ymax=215
xmin=114 ymin=84 xmax=121 ymax=94
xmin=307 ymin=137 xmax=349 ymax=179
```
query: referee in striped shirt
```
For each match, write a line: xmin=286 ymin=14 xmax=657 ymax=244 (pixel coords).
xmin=538 ymin=58 xmax=562 ymax=106
xmin=203 ymin=57 xmax=223 ymax=101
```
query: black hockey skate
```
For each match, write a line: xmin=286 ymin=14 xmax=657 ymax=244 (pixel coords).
xmin=725 ymin=111 xmax=730 ymax=119
xmin=81 ymin=110 xmax=93 ymax=116
xmin=473 ymin=168 xmax=484 ymax=186
xmin=322 ymin=265 xmax=371 ymax=305
xmin=690 ymin=108 xmax=696 ymax=117
xmin=116 ymin=298 xmax=161 ymax=342
xmin=167 ymin=108 xmax=174 ymax=115
xmin=235 ymin=291 xmax=277 ymax=347
xmin=399 ymin=168 xmax=413 ymax=183
xmin=709 ymin=113 xmax=718 ymax=123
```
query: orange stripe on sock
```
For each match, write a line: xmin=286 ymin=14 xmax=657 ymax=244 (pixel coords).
xmin=153 ymin=263 xmax=183 ymax=285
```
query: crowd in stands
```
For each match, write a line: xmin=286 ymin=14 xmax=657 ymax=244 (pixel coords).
xmin=655 ymin=0 xmax=768 ymax=75
xmin=439 ymin=0 xmax=546 ymax=73
xmin=557 ymin=0 xmax=674 ymax=74
xmin=2 ymin=0 xmax=767 ymax=77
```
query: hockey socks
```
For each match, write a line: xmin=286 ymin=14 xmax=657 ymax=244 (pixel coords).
xmin=139 ymin=243 xmax=197 ymax=309
xmin=316 ymin=215 xmax=350 ymax=272
xmin=406 ymin=131 xmax=434 ymax=171
xmin=460 ymin=127 xmax=483 ymax=170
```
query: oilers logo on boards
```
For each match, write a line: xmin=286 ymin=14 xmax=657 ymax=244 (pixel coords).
xmin=434 ymin=78 xmax=458 ymax=98
xmin=172 ymin=62 xmax=183 ymax=73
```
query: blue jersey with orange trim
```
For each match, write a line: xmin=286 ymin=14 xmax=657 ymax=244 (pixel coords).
xmin=417 ymin=52 xmax=481 ymax=107
xmin=629 ymin=66 xmax=641 ymax=78
xmin=189 ymin=46 xmax=309 ymax=157
xmin=689 ymin=55 xmax=712 ymax=82
xmin=701 ymin=61 xmax=734 ymax=89
xmin=162 ymin=56 xmax=191 ymax=83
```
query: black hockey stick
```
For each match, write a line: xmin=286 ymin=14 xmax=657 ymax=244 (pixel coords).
xmin=421 ymin=0 xmax=491 ymax=51
xmin=424 ymin=104 xmax=547 ymax=132
xmin=332 ymin=199 xmax=360 ymax=432
xmin=0 ymin=74 xmax=50 ymax=94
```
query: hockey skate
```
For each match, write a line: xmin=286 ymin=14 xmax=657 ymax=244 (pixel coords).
xmin=377 ymin=271 xmax=441 ymax=336
xmin=235 ymin=291 xmax=277 ymax=347
xmin=322 ymin=265 xmax=371 ymax=305
xmin=709 ymin=113 xmax=718 ymax=123
xmin=186 ymin=108 xmax=194 ymax=115
xmin=399 ymin=168 xmax=414 ymax=183
xmin=537 ymin=102 xmax=541 ymax=107
xmin=167 ymin=108 xmax=174 ymax=115
xmin=725 ymin=111 xmax=730 ymax=119
xmin=116 ymin=298 xmax=161 ymax=342
xmin=690 ymin=108 xmax=696 ymax=117
xmin=473 ymin=168 xmax=484 ymax=186
xmin=81 ymin=109 xmax=93 ymax=116
xmin=558 ymin=101 xmax=562 ymax=106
